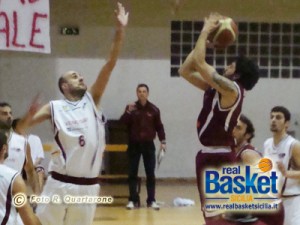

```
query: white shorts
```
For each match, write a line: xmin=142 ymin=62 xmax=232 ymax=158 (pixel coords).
xmin=283 ymin=195 xmax=300 ymax=225
xmin=36 ymin=176 xmax=100 ymax=225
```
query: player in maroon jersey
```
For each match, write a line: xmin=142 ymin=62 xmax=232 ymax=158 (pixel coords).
xmin=233 ymin=114 xmax=261 ymax=165
xmin=223 ymin=114 xmax=261 ymax=223
xmin=178 ymin=13 xmax=260 ymax=224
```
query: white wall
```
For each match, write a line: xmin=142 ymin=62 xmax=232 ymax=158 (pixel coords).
xmin=1 ymin=0 xmax=300 ymax=177
xmin=2 ymin=55 xmax=300 ymax=177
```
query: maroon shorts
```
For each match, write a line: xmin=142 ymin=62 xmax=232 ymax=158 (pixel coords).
xmin=195 ymin=150 xmax=235 ymax=207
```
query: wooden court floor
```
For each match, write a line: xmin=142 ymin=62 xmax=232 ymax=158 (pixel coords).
xmin=93 ymin=180 xmax=204 ymax=225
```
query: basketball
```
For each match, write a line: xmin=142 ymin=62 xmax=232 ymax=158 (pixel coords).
xmin=258 ymin=158 xmax=273 ymax=173
xmin=208 ymin=17 xmax=238 ymax=48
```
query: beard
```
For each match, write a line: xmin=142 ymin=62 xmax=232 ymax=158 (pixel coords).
xmin=0 ymin=120 xmax=12 ymax=131
xmin=4 ymin=151 xmax=8 ymax=160
xmin=70 ymin=87 xmax=87 ymax=98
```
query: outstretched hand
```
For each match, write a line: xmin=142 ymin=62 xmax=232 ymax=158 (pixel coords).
xmin=28 ymin=93 xmax=41 ymax=117
xmin=115 ymin=2 xmax=129 ymax=27
xmin=15 ymin=94 xmax=42 ymax=135
xmin=202 ymin=12 xmax=224 ymax=34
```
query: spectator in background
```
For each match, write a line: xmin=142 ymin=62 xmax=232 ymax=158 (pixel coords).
xmin=120 ymin=83 xmax=166 ymax=210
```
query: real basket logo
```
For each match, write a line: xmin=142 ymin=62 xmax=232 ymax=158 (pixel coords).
xmin=258 ymin=158 xmax=273 ymax=172
xmin=204 ymin=158 xmax=278 ymax=205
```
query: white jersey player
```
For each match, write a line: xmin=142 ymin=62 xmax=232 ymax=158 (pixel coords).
xmin=0 ymin=103 xmax=40 ymax=195
xmin=35 ymin=93 xmax=105 ymax=225
xmin=0 ymin=131 xmax=41 ymax=225
xmin=49 ymin=92 xmax=105 ymax=178
xmin=4 ymin=132 xmax=27 ymax=172
xmin=17 ymin=3 xmax=128 ymax=225
xmin=263 ymin=106 xmax=300 ymax=225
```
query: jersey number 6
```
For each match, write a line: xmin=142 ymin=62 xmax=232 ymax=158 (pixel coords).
xmin=79 ymin=135 xmax=86 ymax=147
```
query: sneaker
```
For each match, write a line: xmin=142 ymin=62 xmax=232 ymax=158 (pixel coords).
xmin=237 ymin=214 xmax=258 ymax=223
xmin=223 ymin=213 xmax=258 ymax=223
xmin=126 ymin=201 xmax=134 ymax=210
xmin=148 ymin=201 xmax=160 ymax=210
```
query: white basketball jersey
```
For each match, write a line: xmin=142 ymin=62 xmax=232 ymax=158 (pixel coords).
xmin=264 ymin=135 xmax=300 ymax=196
xmin=4 ymin=132 xmax=27 ymax=173
xmin=0 ymin=164 xmax=19 ymax=225
xmin=50 ymin=92 xmax=105 ymax=178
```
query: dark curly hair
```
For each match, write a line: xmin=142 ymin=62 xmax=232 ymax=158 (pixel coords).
xmin=239 ymin=114 xmax=255 ymax=143
xmin=235 ymin=55 xmax=260 ymax=91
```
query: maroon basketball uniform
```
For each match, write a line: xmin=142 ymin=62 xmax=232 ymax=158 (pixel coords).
xmin=235 ymin=143 xmax=261 ymax=163
xmin=197 ymin=83 xmax=244 ymax=148
xmin=196 ymin=82 xmax=244 ymax=218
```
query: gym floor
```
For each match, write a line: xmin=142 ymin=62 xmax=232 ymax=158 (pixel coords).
xmin=93 ymin=179 xmax=203 ymax=225
xmin=93 ymin=180 xmax=272 ymax=225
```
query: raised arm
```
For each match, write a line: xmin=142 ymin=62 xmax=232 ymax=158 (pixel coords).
xmin=89 ymin=2 xmax=129 ymax=106
xmin=192 ymin=13 xmax=238 ymax=98
xmin=178 ymin=50 xmax=210 ymax=90
xmin=16 ymin=103 xmax=51 ymax=135
xmin=23 ymin=143 xmax=41 ymax=195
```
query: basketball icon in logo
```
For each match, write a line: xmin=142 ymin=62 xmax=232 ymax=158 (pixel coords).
xmin=258 ymin=158 xmax=273 ymax=172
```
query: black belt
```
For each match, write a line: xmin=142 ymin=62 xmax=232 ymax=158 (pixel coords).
xmin=50 ymin=171 xmax=99 ymax=185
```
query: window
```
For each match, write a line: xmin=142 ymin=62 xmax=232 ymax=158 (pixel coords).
xmin=171 ymin=21 xmax=300 ymax=78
